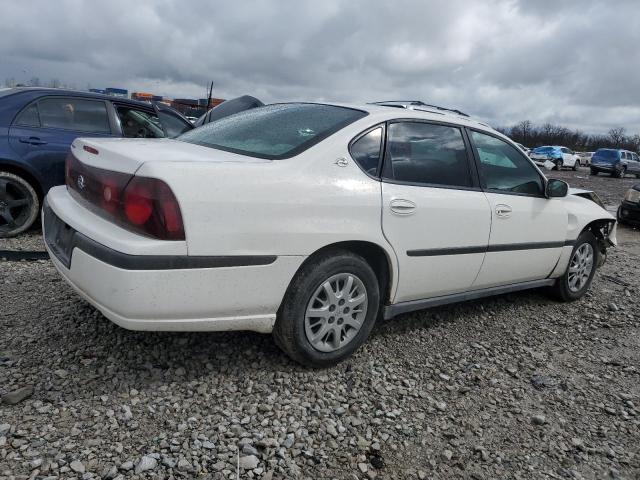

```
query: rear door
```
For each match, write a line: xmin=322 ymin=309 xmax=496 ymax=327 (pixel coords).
xmin=380 ymin=120 xmax=491 ymax=302
xmin=8 ymin=96 xmax=113 ymax=191
xmin=468 ymin=130 xmax=567 ymax=288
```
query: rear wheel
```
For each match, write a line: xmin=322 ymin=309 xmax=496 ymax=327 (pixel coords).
xmin=273 ymin=250 xmax=380 ymax=367
xmin=590 ymin=168 xmax=598 ymax=176
xmin=550 ymin=231 xmax=598 ymax=302
xmin=613 ymin=166 xmax=626 ymax=178
xmin=0 ymin=172 xmax=40 ymax=238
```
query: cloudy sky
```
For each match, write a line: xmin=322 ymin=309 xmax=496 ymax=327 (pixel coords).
xmin=1 ymin=0 xmax=639 ymax=133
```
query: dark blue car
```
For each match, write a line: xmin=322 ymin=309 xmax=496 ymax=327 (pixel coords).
xmin=0 ymin=87 xmax=194 ymax=237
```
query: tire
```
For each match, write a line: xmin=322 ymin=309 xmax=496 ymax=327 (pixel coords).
xmin=590 ymin=168 xmax=598 ymax=176
xmin=554 ymin=159 xmax=563 ymax=170
xmin=613 ymin=166 xmax=626 ymax=178
xmin=550 ymin=231 xmax=598 ymax=302
xmin=617 ymin=207 xmax=627 ymax=226
xmin=572 ymin=161 xmax=578 ymax=171
xmin=0 ymin=171 xmax=40 ymax=238
xmin=273 ymin=250 xmax=380 ymax=367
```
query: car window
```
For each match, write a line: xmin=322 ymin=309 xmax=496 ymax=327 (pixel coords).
xmin=178 ymin=103 xmax=367 ymax=159
xmin=116 ymin=106 xmax=165 ymax=138
xmin=36 ymin=98 xmax=110 ymax=133
xmin=350 ymin=127 xmax=382 ymax=175
xmin=471 ymin=130 xmax=543 ymax=196
xmin=158 ymin=111 xmax=192 ymax=138
xmin=633 ymin=153 xmax=639 ymax=161
xmin=385 ymin=122 xmax=472 ymax=188
xmin=14 ymin=103 xmax=40 ymax=127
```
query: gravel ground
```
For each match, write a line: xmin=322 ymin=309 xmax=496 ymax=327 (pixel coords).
xmin=1 ymin=169 xmax=639 ymax=479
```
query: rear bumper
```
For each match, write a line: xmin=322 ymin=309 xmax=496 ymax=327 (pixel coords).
xmin=43 ymin=192 xmax=305 ymax=333
xmin=591 ymin=164 xmax=616 ymax=172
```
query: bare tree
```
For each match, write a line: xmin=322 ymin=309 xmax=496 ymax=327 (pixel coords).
xmin=608 ymin=127 xmax=626 ymax=147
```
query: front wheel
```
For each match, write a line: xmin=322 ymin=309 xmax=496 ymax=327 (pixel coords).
xmin=572 ymin=161 xmax=579 ymax=171
xmin=550 ymin=231 xmax=598 ymax=302
xmin=273 ymin=250 xmax=380 ymax=367
xmin=554 ymin=159 xmax=563 ymax=170
xmin=0 ymin=171 xmax=40 ymax=238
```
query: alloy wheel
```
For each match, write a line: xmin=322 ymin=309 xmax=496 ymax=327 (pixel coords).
xmin=0 ymin=178 xmax=32 ymax=235
xmin=567 ymin=243 xmax=594 ymax=293
xmin=304 ymin=273 xmax=368 ymax=353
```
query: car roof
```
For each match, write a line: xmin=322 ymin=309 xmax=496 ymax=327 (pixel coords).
xmin=324 ymin=101 xmax=499 ymax=135
xmin=5 ymin=87 xmax=156 ymax=109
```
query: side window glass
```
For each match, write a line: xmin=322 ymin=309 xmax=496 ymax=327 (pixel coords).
xmin=14 ymin=103 xmax=40 ymax=127
xmin=633 ymin=153 xmax=639 ymax=162
xmin=37 ymin=98 xmax=110 ymax=133
xmin=386 ymin=122 xmax=472 ymax=187
xmin=350 ymin=127 xmax=382 ymax=175
xmin=158 ymin=111 xmax=192 ymax=138
xmin=471 ymin=131 xmax=543 ymax=196
xmin=116 ymin=106 xmax=165 ymax=138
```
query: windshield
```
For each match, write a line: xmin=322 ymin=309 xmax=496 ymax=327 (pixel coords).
xmin=178 ymin=103 xmax=367 ymax=159
xmin=594 ymin=149 xmax=619 ymax=159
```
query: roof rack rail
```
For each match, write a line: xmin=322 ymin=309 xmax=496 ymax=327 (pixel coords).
xmin=370 ymin=100 xmax=469 ymax=117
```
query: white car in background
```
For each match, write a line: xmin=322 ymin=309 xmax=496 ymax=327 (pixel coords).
xmin=43 ymin=102 xmax=616 ymax=366
xmin=530 ymin=146 xmax=580 ymax=170
xmin=576 ymin=151 xmax=594 ymax=166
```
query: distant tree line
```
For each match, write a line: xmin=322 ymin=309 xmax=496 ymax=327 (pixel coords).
xmin=4 ymin=77 xmax=76 ymax=90
xmin=497 ymin=120 xmax=640 ymax=153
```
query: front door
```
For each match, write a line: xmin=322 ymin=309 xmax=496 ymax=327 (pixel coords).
xmin=468 ymin=130 xmax=567 ymax=288
xmin=380 ymin=121 xmax=492 ymax=303
xmin=8 ymin=97 xmax=113 ymax=191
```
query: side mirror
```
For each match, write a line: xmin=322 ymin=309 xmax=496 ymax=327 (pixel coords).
xmin=546 ymin=179 xmax=568 ymax=198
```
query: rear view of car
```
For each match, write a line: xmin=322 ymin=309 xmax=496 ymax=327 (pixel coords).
xmin=592 ymin=149 xmax=640 ymax=178
xmin=617 ymin=184 xmax=640 ymax=225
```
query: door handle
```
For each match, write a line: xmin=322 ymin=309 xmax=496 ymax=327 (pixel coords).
xmin=390 ymin=199 xmax=416 ymax=215
xmin=495 ymin=204 xmax=512 ymax=218
xmin=19 ymin=136 xmax=47 ymax=146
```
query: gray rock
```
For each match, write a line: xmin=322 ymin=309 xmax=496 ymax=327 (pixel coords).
xmin=134 ymin=456 xmax=157 ymax=474
xmin=239 ymin=455 xmax=259 ymax=470
xmin=1 ymin=385 xmax=34 ymax=404
xmin=0 ymin=424 xmax=10 ymax=436
xmin=70 ymin=460 xmax=85 ymax=473
xmin=531 ymin=414 xmax=546 ymax=425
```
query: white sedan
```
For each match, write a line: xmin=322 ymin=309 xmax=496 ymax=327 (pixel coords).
xmin=530 ymin=146 xmax=580 ymax=170
xmin=44 ymin=102 xmax=616 ymax=366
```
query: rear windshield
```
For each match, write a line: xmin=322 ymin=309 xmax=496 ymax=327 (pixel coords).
xmin=594 ymin=149 xmax=619 ymax=159
xmin=533 ymin=147 xmax=554 ymax=153
xmin=178 ymin=103 xmax=367 ymax=159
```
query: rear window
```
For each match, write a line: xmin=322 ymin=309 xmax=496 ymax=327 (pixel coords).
xmin=178 ymin=103 xmax=367 ymax=159
xmin=594 ymin=149 xmax=619 ymax=159
xmin=533 ymin=147 xmax=554 ymax=153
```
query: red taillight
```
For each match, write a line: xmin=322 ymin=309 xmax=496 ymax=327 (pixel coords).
xmin=66 ymin=152 xmax=185 ymax=240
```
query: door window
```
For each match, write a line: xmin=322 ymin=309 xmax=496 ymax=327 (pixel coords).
xmin=116 ymin=106 xmax=165 ymax=138
xmin=632 ymin=153 xmax=639 ymax=162
xmin=36 ymin=98 xmax=110 ymax=133
xmin=471 ymin=131 xmax=543 ymax=196
xmin=350 ymin=127 xmax=382 ymax=175
xmin=385 ymin=122 xmax=472 ymax=187
xmin=158 ymin=111 xmax=192 ymax=138
xmin=14 ymin=103 xmax=40 ymax=127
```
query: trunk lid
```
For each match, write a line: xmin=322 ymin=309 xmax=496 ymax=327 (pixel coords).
xmin=71 ymin=137 xmax=269 ymax=175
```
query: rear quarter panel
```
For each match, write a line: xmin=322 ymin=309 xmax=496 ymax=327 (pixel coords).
xmin=135 ymin=138 xmax=394 ymax=258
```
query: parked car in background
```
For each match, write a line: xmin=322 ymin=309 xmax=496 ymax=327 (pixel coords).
xmin=590 ymin=148 xmax=640 ymax=178
xmin=576 ymin=151 xmax=593 ymax=166
xmin=0 ymin=87 xmax=195 ymax=237
xmin=617 ymin=183 xmax=640 ymax=225
xmin=530 ymin=146 xmax=580 ymax=170
xmin=43 ymin=101 xmax=616 ymax=366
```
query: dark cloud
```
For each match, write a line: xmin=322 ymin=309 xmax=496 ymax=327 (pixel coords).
xmin=1 ymin=0 xmax=638 ymax=133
